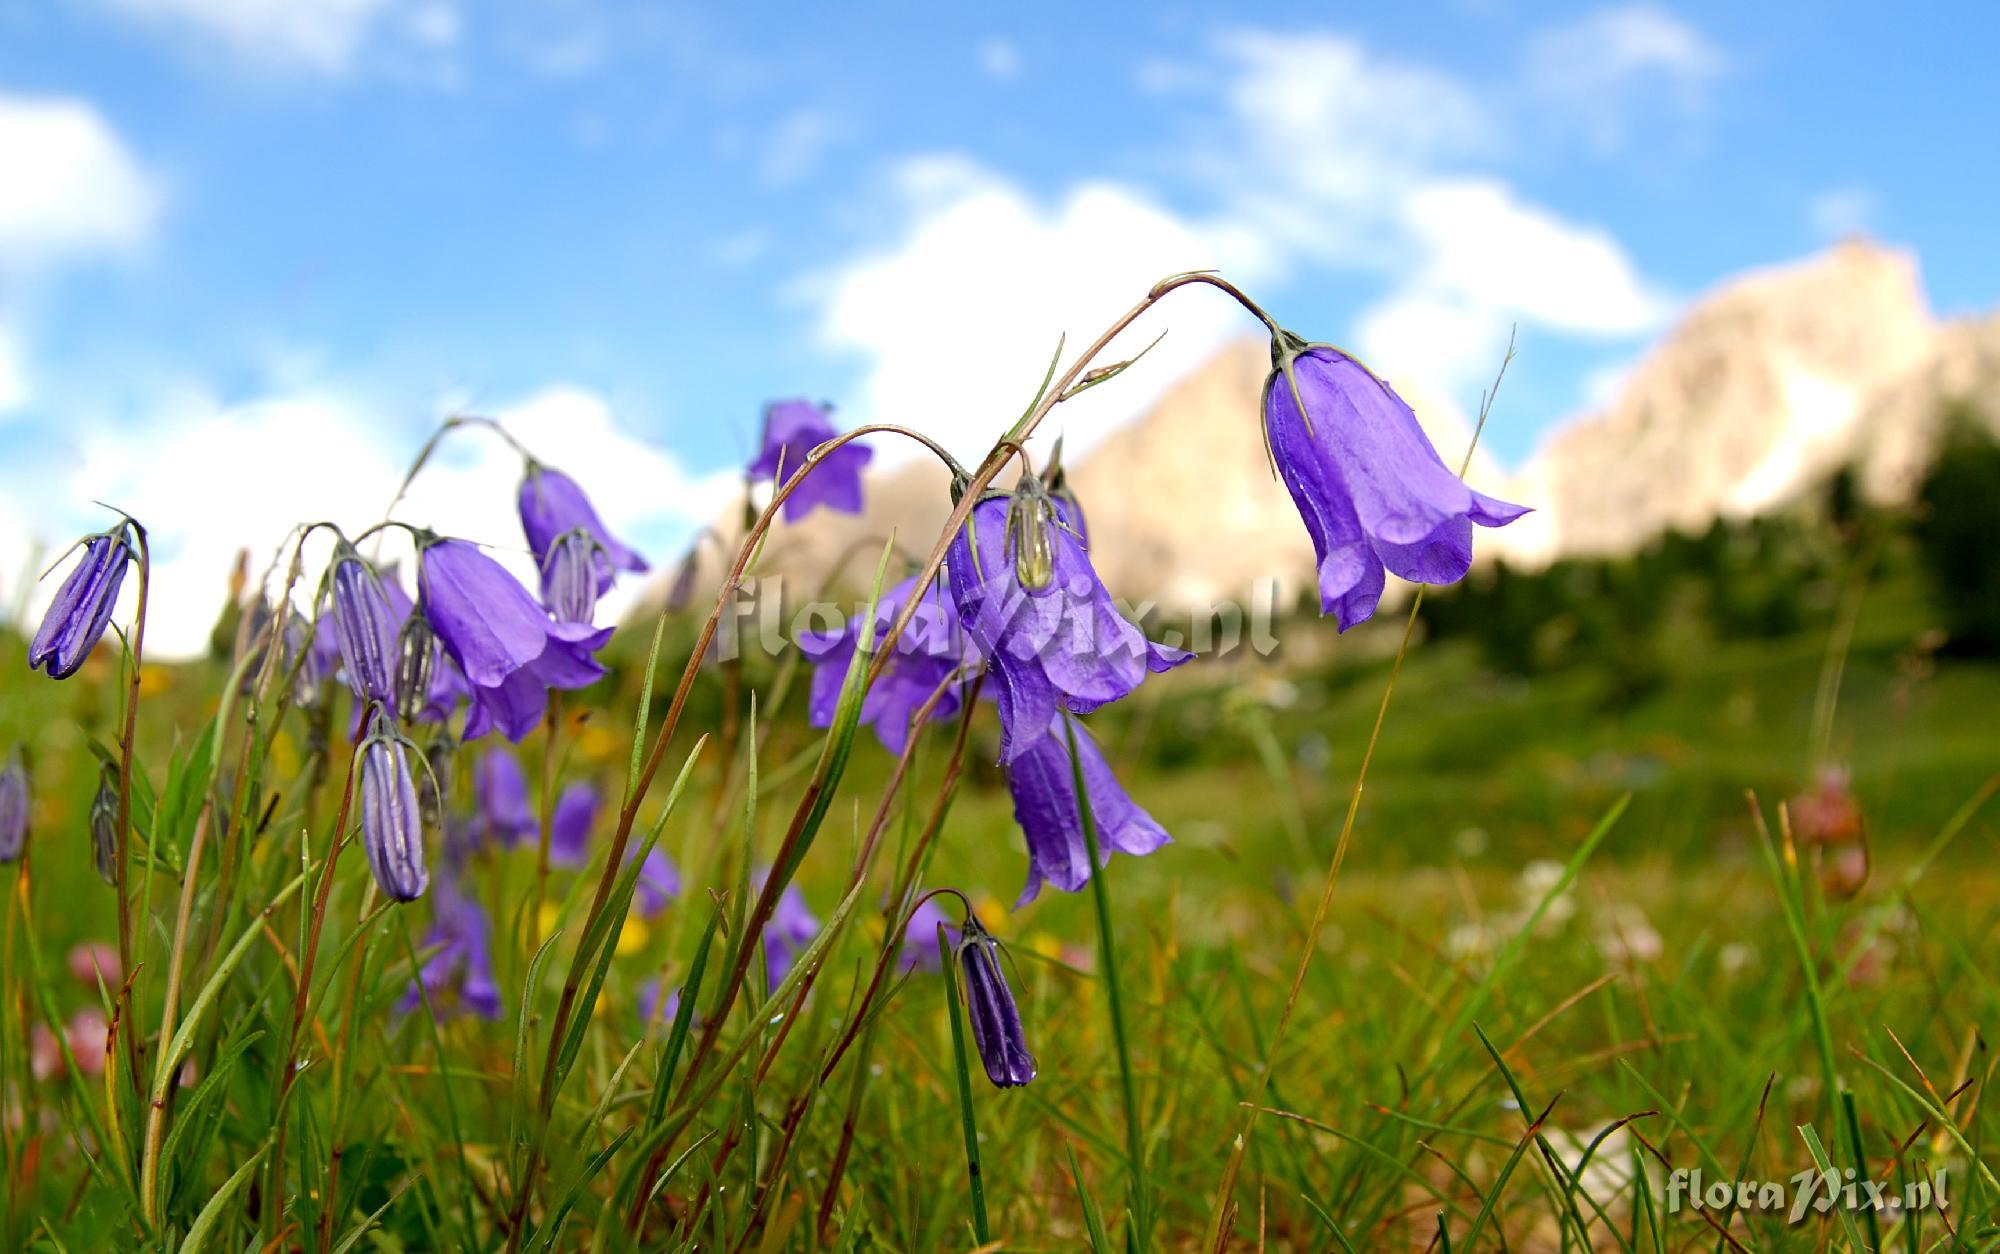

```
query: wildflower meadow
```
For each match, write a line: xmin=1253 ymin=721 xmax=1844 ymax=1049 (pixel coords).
xmin=2 ymin=267 xmax=1997 ymax=1254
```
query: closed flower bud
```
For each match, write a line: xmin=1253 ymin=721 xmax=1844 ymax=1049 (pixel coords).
xmin=360 ymin=725 xmax=429 ymax=903
xmin=328 ymin=548 xmax=398 ymax=707
xmin=28 ymin=526 xmax=135 ymax=680
xmin=89 ymin=768 xmax=119 ymax=886
xmin=394 ymin=615 xmax=438 ymax=724
xmin=954 ymin=915 xmax=1035 ymax=1088
xmin=0 ymin=750 xmax=28 ymax=863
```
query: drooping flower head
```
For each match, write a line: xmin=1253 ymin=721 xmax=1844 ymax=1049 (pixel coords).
xmin=1005 ymin=715 xmax=1168 ymax=904
xmin=946 ymin=487 xmax=1190 ymax=763
xmin=799 ymin=574 xmax=978 ymax=754
xmin=953 ymin=912 xmax=1035 ymax=1089
xmin=635 ymin=848 xmax=681 ymax=919
xmin=0 ymin=750 xmax=28 ymax=863
xmin=548 ymin=779 xmax=599 ymax=868
xmin=401 ymin=873 xmax=501 ymax=1020
xmin=758 ymin=871 xmax=820 ymax=992
xmin=517 ymin=463 xmax=648 ymax=580
xmin=747 ymin=399 xmax=873 ymax=522
xmin=417 ymin=536 xmax=609 ymax=742
xmin=89 ymin=766 xmax=118 ymax=886
xmin=359 ymin=719 xmax=429 ymax=902
xmin=28 ymin=525 xmax=135 ymax=680
xmin=473 ymin=747 xmax=536 ymax=849
xmin=325 ymin=546 xmax=399 ymax=708
xmin=1263 ymin=336 xmax=1528 ymax=630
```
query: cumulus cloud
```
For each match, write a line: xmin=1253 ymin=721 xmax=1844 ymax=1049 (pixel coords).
xmin=804 ymin=155 xmax=1273 ymax=464
xmin=5 ymin=384 xmax=735 ymax=658
xmin=90 ymin=0 xmax=450 ymax=75
xmin=1527 ymin=4 xmax=1726 ymax=151
xmin=0 ymin=93 xmax=159 ymax=267
xmin=805 ymin=26 xmax=1679 ymax=468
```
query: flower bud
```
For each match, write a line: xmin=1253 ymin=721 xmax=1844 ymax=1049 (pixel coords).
xmin=28 ymin=527 xmax=135 ymax=680
xmin=0 ymin=751 xmax=28 ymax=863
xmin=394 ymin=615 xmax=438 ymax=724
xmin=360 ymin=726 xmax=429 ymax=903
xmin=89 ymin=768 xmax=119 ymax=886
xmin=328 ymin=549 xmax=397 ymax=706
xmin=954 ymin=915 xmax=1035 ymax=1088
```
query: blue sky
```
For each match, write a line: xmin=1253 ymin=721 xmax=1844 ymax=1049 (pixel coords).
xmin=2 ymin=1 xmax=1994 ymax=652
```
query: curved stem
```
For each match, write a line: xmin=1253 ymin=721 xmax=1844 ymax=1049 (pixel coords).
xmin=113 ymin=525 xmax=150 ymax=1098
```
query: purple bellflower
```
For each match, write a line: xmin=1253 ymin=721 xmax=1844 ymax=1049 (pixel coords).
xmin=1005 ymin=715 xmax=1169 ymax=905
xmin=474 ymin=747 xmax=536 ymax=849
xmin=947 ymin=490 xmax=1190 ymax=763
xmin=417 ymin=536 xmax=608 ymax=742
xmin=747 ymin=399 xmax=873 ymax=523
xmin=759 ymin=872 xmax=820 ymax=992
xmin=1264 ymin=337 xmax=1528 ymax=630
xmin=0 ymin=751 xmax=27 ymax=863
xmin=518 ymin=464 xmax=648 ymax=581
xmin=635 ymin=848 xmax=681 ymax=918
xmin=799 ymin=574 xmax=977 ymax=754
xmin=549 ymin=780 xmax=599 ymax=868
xmin=954 ymin=914 xmax=1035 ymax=1088
xmin=28 ymin=527 xmax=134 ymax=680
xmin=359 ymin=722 xmax=429 ymax=902
xmin=401 ymin=874 xmax=501 ymax=1020
xmin=327 ymin=547 xmax=399 ymax=707
xmin=539 ymin=529 xmax=603 ymax=629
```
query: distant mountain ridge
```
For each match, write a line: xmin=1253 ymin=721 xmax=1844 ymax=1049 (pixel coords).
xmin=674 ymin=241 xmax=2000 ymax=612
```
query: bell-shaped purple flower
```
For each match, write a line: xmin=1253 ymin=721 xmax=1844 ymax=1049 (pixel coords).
xmin=954 ymin=915 xmax=1035 ymax=1089
xmin=327 ymin=548 xmax=399 ymax=707
xmin=417 ymin=537 xmax=609 ymax=742
xmin=28 ymin=527 xmax=134 ymax=680
xmin=947 ymin=492 xmax=1189 ymax=763
xmin=0 ymin=751 xmax=28 ymax=863
xmin=359 ymin=724 xmax=429 ymax=902
xmin=635 ymin=848 xmax=681 ymax=919
xmin=473 ymin=747 xmax=536 ymax=849
xmin=518 ymin=464 xmax=648 ymax=580
xmin=548 ymin=780 xmax=599 ymax=868
xmin=1006 ymin=716 xmax=1168 ymax=905
xmin=1264 ymin=338 xmax=1529 ymax=631
xmin=759 ymin=872 xmax=819 ymax=992
xmin=799 ymin=574 xmax=977 ymax=754
xmin=401 ymin=874 xmax=501 ymax=1020
xmin=747 ymin=399 xmax=873 ymax=522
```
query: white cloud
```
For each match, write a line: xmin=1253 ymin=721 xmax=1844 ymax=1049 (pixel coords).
xmin=1527 ymin=4 xmax=1726 ymax=150
xmin=805 ymin=28 xmax=1681 ymax=473
xmin=5 ymin=383 xmax=735 ymax=658
xmin=0 ymin=93 xmax=159 ymax=267
xmin=1809 ymin=185 xmax=1878 ymax=240
xmin=1359 ymin=179 xmax=1673 ymax=391
xmin=92 ymin=0 xmax=444 ymax=75
xmin=805 ymin=155 xmax=1273 ymax=465
xmin=976 ymin=37 xmax=1021 ymax=82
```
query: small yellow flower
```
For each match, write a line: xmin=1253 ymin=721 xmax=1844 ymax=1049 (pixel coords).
xmin=1027 ymin=932 xmax=1062 ymax=961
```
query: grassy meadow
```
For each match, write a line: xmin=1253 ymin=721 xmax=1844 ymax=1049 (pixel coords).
xmin=1 ymin=482 xmax=1997 ymax=1252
